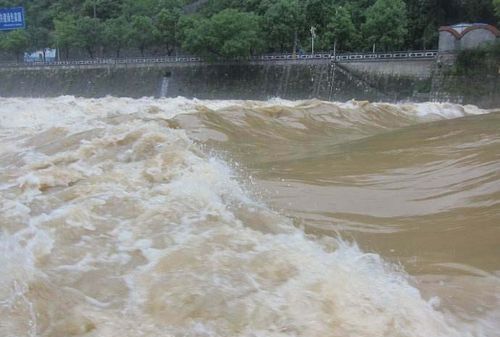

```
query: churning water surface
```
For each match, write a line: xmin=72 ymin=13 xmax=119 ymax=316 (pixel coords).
xmin=0 ymin=96 xmax=499 ymax=337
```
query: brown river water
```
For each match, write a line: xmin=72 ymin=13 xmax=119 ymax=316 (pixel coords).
xmin=0 ymin=97 xmax=499 ymax=337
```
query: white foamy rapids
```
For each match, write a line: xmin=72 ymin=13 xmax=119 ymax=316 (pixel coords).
xmin=0 ymin=96 xmax=490 ymax=131
xmin=0 ymin=97 xmax=495 ymax=337
xmin=410 ymin=102 xmax=489 ymax=119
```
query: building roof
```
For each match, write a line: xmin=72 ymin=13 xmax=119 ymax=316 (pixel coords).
xmin=449 ymin=23 xmax=475 ymax=34
xmin=439 ymin=23 xmax=500 ymax=39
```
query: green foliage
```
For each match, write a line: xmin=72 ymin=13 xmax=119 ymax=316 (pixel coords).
xmin=54 ymin=15 xmax=78 ymax=59
xmin=362 ymin=0 xmax=408 ymax=51
xmin=462 ymin=0 xmax=496 ymax=23
xmin=0 ymin=29 xmax=30 ymax=61
xmin=54 ymin=15 xmax=102 ymax=58
xmin=181 ymin=9 xmax=263 ymax=59
xmin=28 ymin=26 xmax=52 ymax=52
xmin=323 ymin=6 xmax=359 ymax=52
xmin=130 ymin=15 xmax=155 ymax=56
xmin=0 ymin=0 xmax=497 ymax=59
xmin=263 ymin=0 xmax=305 ymax=52
xmin=208 ymin=9 xmax=263 ymax=58
xmin=405 ymin=0 xmax=437 ymax=49
xmin=154 ymin=1 xmax=184 ymax=55
xmin=494 ymin=0 xmax=500 ymax=22
xmin=82 ymin=0 xmax=122 ymax=19
xmin=102 ymin=16 xmax=131 ymax=57
xmin=200 ymin=0 xmax=264 ymax=16
xmin=304 ymin=0 xmax=335 ymax=30
xmin=122 ymin=0 xmax=159 ymax=18
xmin=176 ymin=14 xmax=201 ymax=50
xmin=454 ymin=42 xmax=500 ymax=75
xmin=74 ymin=17 xmax=102 ymax=58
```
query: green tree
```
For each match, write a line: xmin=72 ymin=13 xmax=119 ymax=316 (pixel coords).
xmin=28 ymin=27 xmax=53 ymax=60
xmin=74 ymin=17 xmax=102 ymax=58
xmin=462 ymin=0 xmax=496 ymax=23
xmin=122 ymin=0 xmax=158 ymax=18
xmin=103 ymin=17 xmax=132 ymax=57
xmin=362 ymin=0 xmax=408 ymax=51
xmin=0 ymin=0 xmax=499 ymax=61
xmin=208 ymin=9 xmax=263 ymax=58
xmin=25 ymin=0 xmax=56 ymax=33
xmin=304 ymin=0 xmax=335 ymax=32
xmin=49 ymin=0 xmax=83 ymax=19
xmin=0 ymin=30 xmax=30 ymax=62
xmin=200 ymin=0 xmax=263 ymax=15
xmin=154 ymin=3 xmax=183 ymax=55
xmin=494 ymin=0 xmax=500 ymax=22
xmin=130 ymin=15 xmax=156 ymax=56
xmin=323 ymin=6 xmax=359 ymax=52
xmin=263 ymin=0 xmax=305 ymax=52
xmin=82 ymin=0 xmax=123 ymax=19
xmin=181 ymin=9 xmax=263 ymax=59
xmin=405 ymin=0 xmax=438 ymax=50
xmin=338 ymin=0 xmax=376 ymax=31
xmin=54 ymin=15 xmax=78 ymax=59
xmin=420 ymin=22 xmax=438 ymax=50
xmin=177 ymin=14 xmax=201 ymax=50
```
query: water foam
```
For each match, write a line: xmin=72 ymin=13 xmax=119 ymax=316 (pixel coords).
xmin=0 ymin=96 xmax=496 ymax=337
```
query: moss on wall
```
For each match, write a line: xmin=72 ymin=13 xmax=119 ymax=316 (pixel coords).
xmin=453 ymin=43 xmax=500 ymax=76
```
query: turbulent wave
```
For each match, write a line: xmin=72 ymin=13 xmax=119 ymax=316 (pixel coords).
xmin=0 ymin=96 xmax=498 ymax=337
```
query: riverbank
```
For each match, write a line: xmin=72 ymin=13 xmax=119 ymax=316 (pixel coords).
xmin=0 ymin=59 xmax=497 ymax=107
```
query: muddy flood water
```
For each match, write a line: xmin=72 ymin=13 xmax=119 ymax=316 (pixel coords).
xmin=0 ymin=97 xmax=499 ymax=337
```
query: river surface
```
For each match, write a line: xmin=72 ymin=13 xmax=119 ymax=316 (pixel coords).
xmin=0 ymin=96 xmax=499 ymax=337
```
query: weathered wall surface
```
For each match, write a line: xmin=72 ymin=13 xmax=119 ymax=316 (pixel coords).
xmin=439 ymin=32 xmax=460 ymax=52
xmin=340 ymin=59 xmax=434 ymax=78
xmin=431 ymin=65 xmax=499 ymax=108
xmin=461 ymin=30 xmax=498 ymax=49
xmin=0 ymin=60 xmax=497 ymax=107
xmin=335 ymin=59 xmax=436 ymax=104
xmin=0 ymin=61 xmax=404 ymax=102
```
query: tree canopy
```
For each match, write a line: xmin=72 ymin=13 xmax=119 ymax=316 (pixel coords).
xmin=323 ymin=6 xmax=359 ymax=52
xmin=494 ymin=0 xmax=500 ymax=22
xmin=0 ymin=29 xmax=30 ymax=61
xmin=102 ymin=16 xmax=132 ymax=58
xmin=181 ymin=9 xmax=263 ymax=59
xmin=362 ymin=0 xmax=408 ymax=51
xmin=263 ymin=0 xmax=305 ymax=52
xmin=0 ymin=0 xmax=497 ymax=60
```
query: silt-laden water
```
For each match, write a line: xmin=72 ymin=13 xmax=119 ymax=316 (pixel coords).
xmin=0 ymin=96 xmax=498 ymax=337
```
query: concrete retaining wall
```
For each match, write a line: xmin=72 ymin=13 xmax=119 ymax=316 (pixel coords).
xmin=0 ymin=60 xmax=497 ymax=108
xmin=340 ymin=59 xmax=434 ymax=78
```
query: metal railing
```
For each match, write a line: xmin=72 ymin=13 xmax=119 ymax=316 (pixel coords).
xmin=0 ymin=50 xmax=438 ymax=68
xmin=249 ymin=53 xmax=333 ymax=61
xmin=332 ymin=50 xmax=438 ymax=62
xmin=0 ymin=56 xmax=204 ymax=68
xmin=248 ymin=50 xmax=438 ymax=62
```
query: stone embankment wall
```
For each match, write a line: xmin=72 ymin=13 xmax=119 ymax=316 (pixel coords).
xmin=0 ymin=59 xmax=497 ymax=108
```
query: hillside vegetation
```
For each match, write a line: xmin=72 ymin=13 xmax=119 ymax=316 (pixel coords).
xmin=0 ymin=0 xmax=498 ymax=61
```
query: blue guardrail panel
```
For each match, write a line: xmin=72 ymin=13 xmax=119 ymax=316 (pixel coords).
xmin=0 ymin=7 xmax=25 ymax=31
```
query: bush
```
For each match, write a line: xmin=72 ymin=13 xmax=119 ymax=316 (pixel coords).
xmin=454 ymin=43 xmax=500 ymax=75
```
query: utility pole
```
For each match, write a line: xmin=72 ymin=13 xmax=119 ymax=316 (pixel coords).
xmin=293 ymin=29 xmax=298 ymax=58
xmin=93 ymin=1 xmax=97 ymax=18
xmin=310 ymin=26 xmax=316 ymax=55
xmin=329 ymin=40 xmax=337 ymax=101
